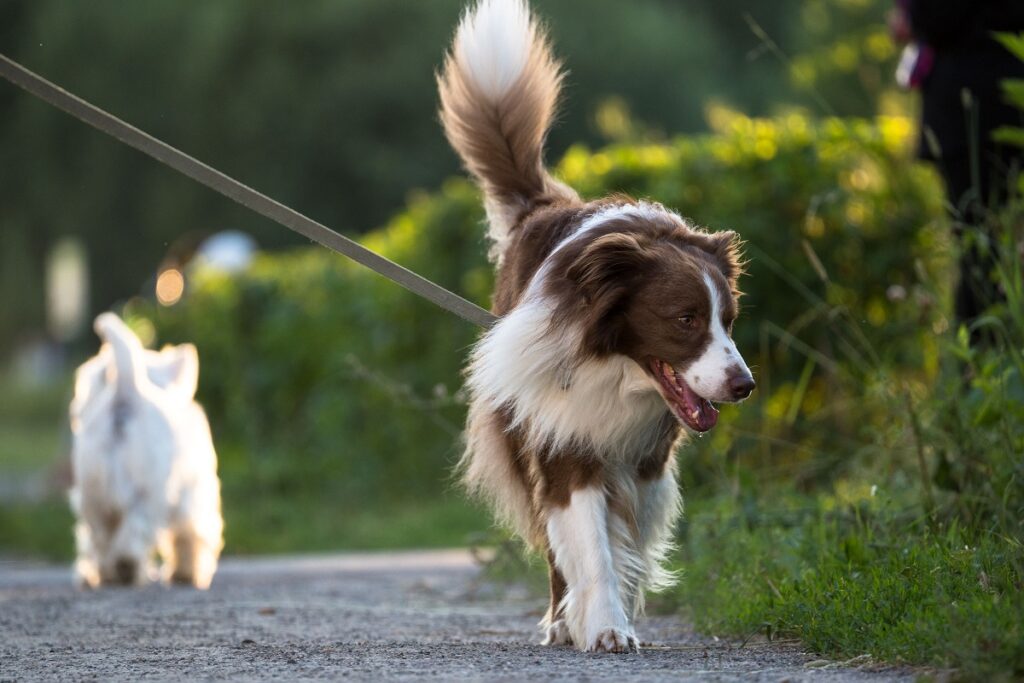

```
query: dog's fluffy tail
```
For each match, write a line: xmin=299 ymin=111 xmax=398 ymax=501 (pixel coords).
xmin=438 ymin=0 xmax=576 ymax=262
xmin=94 ymin=313 xmax=147 ymax=397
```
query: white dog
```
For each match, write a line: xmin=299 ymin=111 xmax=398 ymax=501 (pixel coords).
xmin=69 ymin=312 xmax=224 ymax=589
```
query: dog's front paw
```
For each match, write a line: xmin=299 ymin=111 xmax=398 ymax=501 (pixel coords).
xmin=542 ymin=619 xmax=573 ymax=646
xmin=587 ymin=628 xmax=638 ymax=653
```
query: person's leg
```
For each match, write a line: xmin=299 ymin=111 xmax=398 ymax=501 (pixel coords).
xmin=937 ymin=146 xmax=1016 ymax=340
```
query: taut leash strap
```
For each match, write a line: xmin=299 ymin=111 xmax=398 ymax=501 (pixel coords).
xmin=0 ymin=54 xmax=497 ymax=330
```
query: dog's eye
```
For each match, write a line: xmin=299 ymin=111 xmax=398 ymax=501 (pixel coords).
xmin=678 ymin=314 xmax=696 ymax=328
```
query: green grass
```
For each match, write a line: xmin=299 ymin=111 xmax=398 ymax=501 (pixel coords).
xmin=0 ymin=376 xmax=488 ymax=561
xmin=213 ymin=440 xmax=492 ymax=554
xmin=0 ymin=499 xmax=74 ymax=561
xmin=0 ymin=423 xmax=64 ymax=473
xmin=0 ymin=376 xmax=492 ymax=561
xmin=666 ymin=493 xmax=1024 ymax=681
xmin=0 ymin=376 xmax=73 ymax=561
xmin=223 ymin=491 xmax=489 ymax=555
xmin=0 ymin=492 xmax=489 ymax=562
xmin=0 ymin=375 xmax=67 ymax=472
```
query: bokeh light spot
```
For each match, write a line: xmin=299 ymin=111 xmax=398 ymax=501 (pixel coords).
xmin=156 ymin=268 xmax=185 ymax=306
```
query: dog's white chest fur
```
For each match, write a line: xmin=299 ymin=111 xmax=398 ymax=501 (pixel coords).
xmin=468 ymin=295 xmax=669 ymax=461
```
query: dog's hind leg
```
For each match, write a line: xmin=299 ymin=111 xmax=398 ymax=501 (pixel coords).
xmin=541 ymin=549 xmax=572 ymax=646
xmin=167 ymin=483 xmax=223 ymax=589
xmin=546 ymin=486 xmax=638 ymax=653
xmin=168 ymin=523 xmax=220 ymax=589
xmin=72 ymin=521 xmax=102 ymax=589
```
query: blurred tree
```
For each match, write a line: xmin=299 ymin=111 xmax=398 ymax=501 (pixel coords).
xmin=134 ymin=110 xmax=944 ymax=508
xmin=784 ymin=0 xmax=905 ymax=115
xmin=0 ymin=0 xmax=895 ymax=357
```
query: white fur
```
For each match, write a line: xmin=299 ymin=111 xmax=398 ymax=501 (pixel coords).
xmin=467 ymin=298 xmax=666 ymax=459
xmin=69 ymin=313 xmax=223 ymax=589
xmin=467 ymin=202 xmax=683 ymax=460
xmin=634 ymin=468 xmax=682 ymax=597
xmin=547 ymin=487 xmax=638 ymax=652
xmin=550 ymin=201 xmax=677 ymax=260
xmin=449 ymin=1 xmax=746 ymax=655
xmin=454 ymin=0 xmax=570 ymax=263
xmin=535 ymin=468 xmax=680 ymax=651
xmin=70 ymin=345 xmax=198 ymax=430
xmin=463 ymin=204 xmax=749 ymax=652
xmin=680 ymin=272 xmax=750 ymax=402
xmin=463 ymin=400 xmax=537 ymax=542
xmin=456 ymin=0 xmax=534 ymax=102
xmin=593 ymin=465 xmax=681 ymax=626
xmin=464 ymin=201 xmax=689 ymax=648
xmin=606 ymin=473 xmax=647 ymax=618
xmin=542 ymin=618 xmax=573 ymax=646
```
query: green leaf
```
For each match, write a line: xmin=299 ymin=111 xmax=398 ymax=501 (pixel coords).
xmin=992 ymin=126 xmax=1024 ymax=148
xmin=1000 ymin=79 xmax=1024 ymax=110
xmin=994 ymin=32 xmax=1024 ymax=62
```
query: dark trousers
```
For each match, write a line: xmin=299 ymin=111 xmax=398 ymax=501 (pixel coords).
xmin=934 ymin=144 xmax=1021 ymax=331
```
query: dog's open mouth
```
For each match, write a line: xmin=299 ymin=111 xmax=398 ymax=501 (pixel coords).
xmin=650 ymin=359 xmax=719 ymax=432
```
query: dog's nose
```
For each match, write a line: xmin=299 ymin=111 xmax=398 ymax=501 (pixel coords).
xmin=728 ymin=373 xmax=756 ymax=400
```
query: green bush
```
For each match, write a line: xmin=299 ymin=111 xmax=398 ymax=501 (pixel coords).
xmin=136 ymin=181 xmax=491 ymax=503
xmin=657 ymin=47 xmax=1024 ymax=678
xmin=1 ymin=0 xmax=822 ymax=356
xmin=560 ymin=109 xmax=949 ymax=483
xmin=137 ymin=109 xmax=945 ymax=507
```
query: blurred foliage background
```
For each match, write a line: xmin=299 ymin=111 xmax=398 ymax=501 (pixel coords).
xmin=0 ymin=0 xmax=899 ymax=354
xmin=2 ymin=0 xmax=1023 ymax=676
xmin=0 ymin=0 xmax=911 ymax=543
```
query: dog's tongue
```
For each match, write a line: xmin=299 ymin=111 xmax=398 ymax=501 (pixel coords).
xmin=680 ymin=380 xmax=718 ymax=432
xmin=653 ymin=360 xmax=719 ymax=432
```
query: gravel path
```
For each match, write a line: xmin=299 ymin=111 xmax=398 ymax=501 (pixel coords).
xmin=0 ymin=550 xmax=913 ymax=681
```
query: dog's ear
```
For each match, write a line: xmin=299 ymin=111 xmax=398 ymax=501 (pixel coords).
xmin=683 ymin=229 xmax=745 ymax=295
xmin=159 ymin=344 xmax=200 ymax=400
xmin=564 ymin=232 xmax=654 ymax=355
xmin=566 ymin=233 xmax=654 ymax=300
xmin=709 ymin=230 xmax=744 ymax=293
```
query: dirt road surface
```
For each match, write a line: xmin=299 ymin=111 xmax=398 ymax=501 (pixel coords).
xmin=0 ymin=550 xmax=913 ymax=681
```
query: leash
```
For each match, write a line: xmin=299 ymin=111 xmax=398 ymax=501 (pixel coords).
xmin=0 ymin=54 xmax=497 ymax=330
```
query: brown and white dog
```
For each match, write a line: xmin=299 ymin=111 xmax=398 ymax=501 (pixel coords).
xmin=439 ymin=0 xmax=755 ymax=653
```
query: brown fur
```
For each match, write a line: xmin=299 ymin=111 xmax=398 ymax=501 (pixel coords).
xmin=437 ymin=14 xmax=575 ymax=232
xmin=442 ymin=0 xmax=751 ymax=651
xmin=635 ymin=413 xmax=683 ymax=481
xmin=443 ymin=0 xmax=744 ymax=523
xmin=493 ymin=406 xmax=605 ymax=528
xmin=541 ymin=216 xmax=741 ymax=362
xmin=545 ymin=548 xmax=569 ymax=637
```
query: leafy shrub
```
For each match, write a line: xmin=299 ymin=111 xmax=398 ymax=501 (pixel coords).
xmin=994 ymin=32 xmax=1024 ymax=153
xmin=1 ymin=0 xmax=818 ymax=356
xmin=559 ymin=109 xmax=948 ymax=487
xmin=664 ymin=50 xmax=1024 ymax=678
xmin=136 ymin=109 xmax=945 ymax=507
xmin=135 ymin=181 xmax=490 ymax=503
